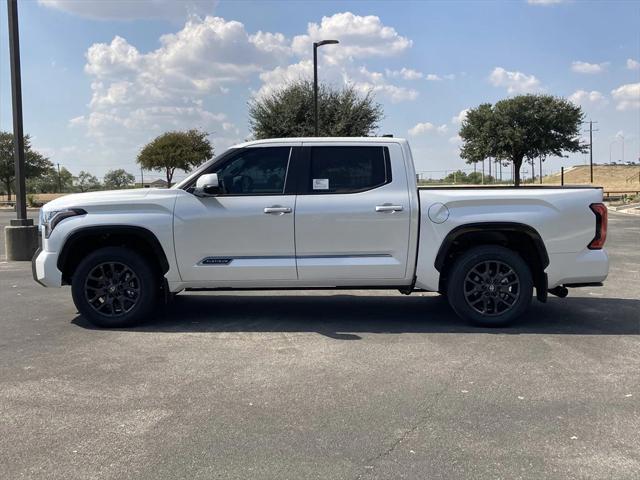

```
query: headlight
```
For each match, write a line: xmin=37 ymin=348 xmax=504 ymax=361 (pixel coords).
xmin=40 ymin=208 xmax=86 ymax=238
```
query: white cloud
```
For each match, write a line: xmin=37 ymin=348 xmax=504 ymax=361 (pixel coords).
xmin=488 ymin=67 xmax=541 ymax=94
xmin=627 ymin=58 xmax=640 ymax=70
xmin=611 ymin=83 xmax=640 ymax=111
xmin=291 ymin=12 xmax=411 ymax=62
xmin=568 ymin=90 xmax=607 ymax=107
xmin=448 ymin=135 xmax=463 ymax=145
xmin=38 ymin=0 xmax=217 ymax=20
xmin=436 ymin=124 xmax=448 ymax=134
xmin=425 ymin=73 xmax=455 ymax=81
xmin=74 ymin=16 xmax=283 ymax=144
xmin=386 ymin=68 xmax=423 ymax=80
xmin=73 ymin=11 xmax=419 ymax=154
xmin=256 ymin=13 xmax=417 ymax=104
xmin=408 ymin=122 xmax=435 ymax=136
xmin=452 ymin=108 xmax=469 ymax=125
xmin=408 ymin=122 xmax=448 ymax=136
xmin=571 ymin=60 xmax=609 ymax=74
xmin=527 ymin=0 xmax=567 ymax=5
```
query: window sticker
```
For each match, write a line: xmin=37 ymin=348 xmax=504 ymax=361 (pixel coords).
xmin=312 ymin=178 xmax=329 ymax=190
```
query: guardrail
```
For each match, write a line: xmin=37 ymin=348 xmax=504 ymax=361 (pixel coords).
xmin=603 ymin=190 xmax=640 ymax=200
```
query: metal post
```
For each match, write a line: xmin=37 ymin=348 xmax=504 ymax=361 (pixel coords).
xmin=589 ymin=121 xmax=593 ymax=183
xmin=7 ymin=0 xmax=29 ymax=225
xmin=140 ymin=167 xmax=144 ymax=187
xmin=539 ymin=157 xmax=542 ymax=184
xmin=561 ymin=166 xmax=564 ymax=186
xmin=57 ymin=163 xmax=62 ymax=193
xmin=531 ymin=158 xmax=535 ymax=184
xmin=313 ymin=43 xmax=318 ymax=136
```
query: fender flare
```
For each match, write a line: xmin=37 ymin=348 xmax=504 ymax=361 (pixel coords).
xmin=434 ymin=222 xmax=550 ymax=272
xmin=57 ymin=225 xmax=170 ymax=275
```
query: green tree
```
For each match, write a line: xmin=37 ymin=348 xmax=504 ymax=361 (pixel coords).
xmin=459 ymin=95 xmax=586 ymax=186
xmin=443 ymin=170 xmax=469 ymax=184
xmin=28 ymin=166 xmax=73 ymax=193
xmin=104 ymin=169 xmax=135 ymax=190
xmin=0 ymin=131 xmax=52 ymax=200
xmin=137 ymin=129 xmax=213 ymax=187
xmin=74 ymin=171 xmax=101 ymax=192
xmin=248 ymin=80 xmax=384 ymax=139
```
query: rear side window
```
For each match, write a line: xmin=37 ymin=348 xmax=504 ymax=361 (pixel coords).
xmin=308 ymin=146 xmax=391 ymax=194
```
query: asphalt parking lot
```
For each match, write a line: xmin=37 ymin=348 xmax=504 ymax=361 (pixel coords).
xmin=0 ymin=209 xmax=638 ymax=480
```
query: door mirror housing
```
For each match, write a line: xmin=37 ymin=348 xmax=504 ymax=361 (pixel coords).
xmin=194 ymin=173 xmax=221 ymax=196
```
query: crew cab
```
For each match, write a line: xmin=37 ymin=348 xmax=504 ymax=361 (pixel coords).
xmin=33 ymin=137 xmax=609 ymax=328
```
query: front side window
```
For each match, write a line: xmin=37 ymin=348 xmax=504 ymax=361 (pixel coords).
xmin=215 ymin=147 xmax=291 ymax=195
xmin=309 ymin=146 xmax=390 ymax=194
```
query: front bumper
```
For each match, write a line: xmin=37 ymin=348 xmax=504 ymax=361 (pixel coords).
xmin=32 ymin=248 xmax=63 ymax=287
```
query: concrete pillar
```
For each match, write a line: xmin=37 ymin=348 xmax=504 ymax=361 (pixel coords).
xmin=4 ymin=220 xmax=39 ymax=261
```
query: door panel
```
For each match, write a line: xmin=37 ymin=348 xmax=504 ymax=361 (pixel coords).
xmin=174 ymin=195 xmax=296 ymax=282
xmin=294 ymin=143 xmax=412 ymax=282
xmin=173 ymin=145 xmax=297 ymax=283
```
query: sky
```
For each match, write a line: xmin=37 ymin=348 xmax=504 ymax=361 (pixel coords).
xmin=0 ymin=0 xmax=639 ymax=183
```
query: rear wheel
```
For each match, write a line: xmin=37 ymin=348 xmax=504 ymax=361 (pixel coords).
xmin=446 ymin=245 xmax=533 ymax=327
xmin=71 ymin=246 xmax=159 ymax=328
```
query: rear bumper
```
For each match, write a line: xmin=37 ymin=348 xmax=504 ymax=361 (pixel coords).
xmin=32 ymin=248 xmax=62 ymax=288
xmin=546 ymin=249 xmax=609 ymax=288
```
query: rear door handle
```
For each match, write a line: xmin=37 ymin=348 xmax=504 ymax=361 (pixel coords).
xmin=375 ymin=205 xmax=404 ymax=213
xmin=264 ymin=206 xmax=292 ymax=214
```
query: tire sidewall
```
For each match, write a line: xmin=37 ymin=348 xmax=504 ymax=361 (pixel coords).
xmin=447 ymin=246 xmax=533 ymax=327
xmin=71 ymin=246 xmax=158 ymax=328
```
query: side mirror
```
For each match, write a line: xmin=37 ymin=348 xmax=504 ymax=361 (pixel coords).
xmin=194 ymin=173 xmax=221 ymax=196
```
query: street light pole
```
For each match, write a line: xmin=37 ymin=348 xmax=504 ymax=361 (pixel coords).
xmin=313 ymin=39 xmax=339 ymax=136
xmin=4 ymin=0 xmax=39 ymax=261
xmin=7 ymin=0 xmax=28 ymax=225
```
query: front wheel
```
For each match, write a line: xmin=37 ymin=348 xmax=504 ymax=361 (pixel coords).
xmin=446 ymin=245 xmax=533 ymax=327
xmin=71 ymin=247 xmax=159 ymax=328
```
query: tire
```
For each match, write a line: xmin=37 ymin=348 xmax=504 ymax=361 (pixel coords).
xmin=446 ymin=245 xmax=533 ymax=327
xmin=71 ymin=246 xmax=159 ymax=328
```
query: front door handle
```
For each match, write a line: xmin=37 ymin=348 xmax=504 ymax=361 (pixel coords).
xmin=375 ymin=205 xmax=404 ymax=213
xmin=264 ymin=206 xmax=292 ymax=215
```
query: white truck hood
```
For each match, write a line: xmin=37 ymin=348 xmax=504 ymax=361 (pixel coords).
xmin=42 ymin=188 xmax=179 ymax=212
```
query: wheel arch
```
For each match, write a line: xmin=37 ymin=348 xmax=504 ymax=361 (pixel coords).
xmin=435 ymin=222 xmax=549 ymax=299
xmin=58 ymin=225 xmax=170 ymax=285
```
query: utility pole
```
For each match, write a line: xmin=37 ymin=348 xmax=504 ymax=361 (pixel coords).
xmin=57 ymin=163 xmax=62 ymax=193
xmin=539 ymin=156 xmax=543 ymax=184
xmin=531 ymin=158 xmax=535 ymax=184
xmin=489 ymin=157 xmax=491 ymax=182
xmin=584 ymin=120 xmax=599 ymax=183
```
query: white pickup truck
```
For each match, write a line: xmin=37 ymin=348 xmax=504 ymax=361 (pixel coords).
xmin=33 ymin=137 xmax=609 ymax=328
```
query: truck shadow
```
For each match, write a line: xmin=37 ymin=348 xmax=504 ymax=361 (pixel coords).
xmin=73 ymin=294 xmax=640 ymax=338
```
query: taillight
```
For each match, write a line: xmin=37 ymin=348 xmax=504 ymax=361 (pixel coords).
xmin=588 ymin=203 xmax=607 ymax=249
